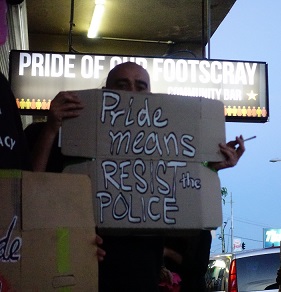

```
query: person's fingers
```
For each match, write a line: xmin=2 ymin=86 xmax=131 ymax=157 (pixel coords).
xmin=209 ymin=135 xmax=246 ymax=171
xmin=51 ymin=91 xmax=83 ymax=108
xmin=97 ymin=247 xmax=106 ymax=262
xmin=220 ymin=139 xmax=245 ymax=167
xmin=95 ymin=234 xmax=103 ymax=245
xmin=95 ymin=234 xmax=106 ymax=262
xmin=235 ymin=135 xmax=246 ymax=157
xmin=93 ymin=234 xmax=106 ymax=262
xmin=225 ymin=140 xmax=237 ymax=149
xmin=48 ymin=91 xmax=84 ymax=126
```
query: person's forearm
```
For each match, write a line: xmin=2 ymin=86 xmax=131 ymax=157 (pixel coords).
xmin=31 ymin=124 xmax=58 ymax=171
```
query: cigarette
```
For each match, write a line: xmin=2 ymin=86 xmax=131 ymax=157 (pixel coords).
xmin=242 ymin=135 xmax=256 ymax=142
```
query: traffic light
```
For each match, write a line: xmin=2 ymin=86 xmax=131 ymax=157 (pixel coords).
xmin=242 ymin=242 xmax=246 ymax=250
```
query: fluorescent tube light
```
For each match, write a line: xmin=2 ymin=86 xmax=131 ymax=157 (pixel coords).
xmin=87 ymin=0 xmax=105 ymax=38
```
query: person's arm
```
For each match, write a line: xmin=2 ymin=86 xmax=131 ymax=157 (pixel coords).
xmin=207 ymin=135 xmax=245 ymax=172
xmin=30 ymin=122 xmax=59 ymax=171
xmin=30 ymin=91 xmax=84 ymax=171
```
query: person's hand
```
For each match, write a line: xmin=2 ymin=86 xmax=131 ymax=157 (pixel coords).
xmin=208 ymin=135 xmax=245 ymax=171
xmin=46 ymin=91 xmax=84 ymax=134
xmin=94 ymin=234 xmax=106 ymax=262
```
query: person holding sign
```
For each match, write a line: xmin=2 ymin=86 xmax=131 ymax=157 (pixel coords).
xmin=101 ymin=62 xmax=245 ymax=292
xmin=25 ymin=62 xmax=245 ymax=291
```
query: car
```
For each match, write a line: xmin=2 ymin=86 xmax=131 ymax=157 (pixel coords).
xmin=205 ymin=247 xmax=280 ymax=291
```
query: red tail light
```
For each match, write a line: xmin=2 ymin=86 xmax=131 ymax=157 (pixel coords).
xmin=228 ymin=259 xmax=238 ymax=292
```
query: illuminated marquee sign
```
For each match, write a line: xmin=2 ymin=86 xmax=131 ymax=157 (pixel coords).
xmin=263 ymin=228 xmax=281 ymax=248
xmin=9 ymin=50 xmax=269 ymax=123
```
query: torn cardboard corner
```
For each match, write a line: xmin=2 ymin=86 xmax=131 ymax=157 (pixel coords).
xmin=0 ymin=170 xmax=98 ymax=291
xmin=61 ymin=89 xmax=225 ymax=234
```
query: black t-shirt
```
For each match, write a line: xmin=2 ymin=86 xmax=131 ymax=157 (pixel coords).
xmin=0 ymin=73 xmax=31 ymax=170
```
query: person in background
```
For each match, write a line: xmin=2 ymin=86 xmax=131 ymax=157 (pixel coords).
xmin=24 ymin=62 xmax=245 ymax=291
xmin=0 ymin=0 xmax=31 ymax=170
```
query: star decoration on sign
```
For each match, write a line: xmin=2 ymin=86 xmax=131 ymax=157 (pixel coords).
xmin=247 ymin=90 xmax=258 ymax=100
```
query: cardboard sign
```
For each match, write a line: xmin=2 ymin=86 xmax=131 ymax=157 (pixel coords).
xmin=0 ymin=170 xmax=98 ymax=291
xmin=62 ymin=89 xmax=226 ymax=233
